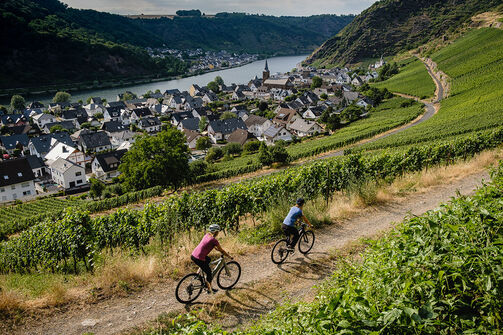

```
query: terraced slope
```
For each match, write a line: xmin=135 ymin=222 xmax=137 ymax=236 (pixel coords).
xmin=372 ymin=57 xmax=436 ymax=99
xmin=361 ymin=28 xmax=503 ymax=151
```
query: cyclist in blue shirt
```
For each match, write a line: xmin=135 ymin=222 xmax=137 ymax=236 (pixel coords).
xmin=283 ymin=198 xmax=313 ymax=251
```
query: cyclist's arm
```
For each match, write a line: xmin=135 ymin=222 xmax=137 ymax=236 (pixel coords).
xmin=301 ymin=214 xmax=314 ymax=229
xmin=215 ymin=243 xmax=232 ymax=259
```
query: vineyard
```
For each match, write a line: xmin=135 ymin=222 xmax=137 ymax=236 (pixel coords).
xmin=198 ymin=97 xmax=424 ymax=183
xmin=0 ymin=186 xmax=164 ymax=238
xmin=372 ymin=57 xmax=435 ymax=99
xmin=361 ymin=28 xmax=503 ymax=151
xmin=1 ymin=127 xmax=503 ymax=273
xmin=161 ymin=162 xmax=503 ymax=334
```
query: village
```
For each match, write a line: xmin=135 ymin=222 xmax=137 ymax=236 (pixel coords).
xmin=0 ymin=58 xmax=387 ymax=204
xmin=146 ymin=47 xmax=259 ymax=73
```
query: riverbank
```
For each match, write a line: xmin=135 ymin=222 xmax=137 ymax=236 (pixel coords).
xmin=0 ymin=55 xmax=307 ymax=105
xmin=0 ymin=59 xmax=259 ymax=103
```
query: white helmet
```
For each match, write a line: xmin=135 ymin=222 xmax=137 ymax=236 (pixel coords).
xmin=208 ymin=224 xmax=221 ymax=233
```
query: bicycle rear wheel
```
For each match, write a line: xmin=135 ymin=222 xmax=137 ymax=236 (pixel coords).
xmin=298 ymin=230 xmax=315 ymax=254
xmin=217 ymin=261 xmax=241 ymax=289
xmin=271 ymin=239 xmax=290 ymax=264
xmin=175 ymin=273 xmax=204 ymax=304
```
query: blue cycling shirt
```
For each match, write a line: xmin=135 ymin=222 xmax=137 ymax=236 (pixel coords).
xmin=283 ymin=206 xmax=303 ymax=227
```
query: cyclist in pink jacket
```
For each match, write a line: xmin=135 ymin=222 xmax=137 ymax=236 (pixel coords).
xmin=191 ymin=224 xmax=232 ymax=293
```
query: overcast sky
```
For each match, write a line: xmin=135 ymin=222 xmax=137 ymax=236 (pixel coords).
xmin=61 ymin=0 xmax=375 ymax=16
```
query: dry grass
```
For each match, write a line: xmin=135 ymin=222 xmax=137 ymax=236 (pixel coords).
xmin=0 ymin=290 xmax=25 ymax=321
xmin=1 ymin=147 xmax=501 ymax=319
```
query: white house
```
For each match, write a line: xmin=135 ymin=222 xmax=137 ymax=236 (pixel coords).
xmin=32 ymin=113 xmax=56 ymax=129
xmin=49 ymin=158 xmax=87 ymax=189
xmin=137 ymin=116 xmax=161 ymax=133
xmin=91 ymin=149 xmax=127 ymax=181
xmin=44 ymin=142 xmax=91 ymax=168
xmin=244 ymin=115 xmax=272 ymax=138
xmin=262 ymin=125 xmax=293 ymax=145
xmin=0 ymin=158 xmax=36 ymax=203
xmin=289 ymin=119 xmax=323 ymax=137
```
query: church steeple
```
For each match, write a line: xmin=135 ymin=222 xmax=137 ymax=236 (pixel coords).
xmin=263 ymin=59 xmax=270 ymax=82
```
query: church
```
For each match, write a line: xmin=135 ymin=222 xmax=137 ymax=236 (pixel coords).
xmin=262 ymin=60 xmax=293 ymax=90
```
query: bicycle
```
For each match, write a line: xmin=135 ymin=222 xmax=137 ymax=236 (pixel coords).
xmin=175 ymin=255 xmax=241 ymax=304
xmin=271 ymin=222 xmax=315 ymax=264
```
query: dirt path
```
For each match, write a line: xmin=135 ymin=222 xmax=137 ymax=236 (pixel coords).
xmin=11 ymin=169 xmax=490 ymax=335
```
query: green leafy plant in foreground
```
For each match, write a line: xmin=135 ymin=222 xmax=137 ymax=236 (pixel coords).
xmin=141 ymin=164 xmax=503 ymax=335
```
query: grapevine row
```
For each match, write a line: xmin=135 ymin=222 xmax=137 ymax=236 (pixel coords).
xmin=1 ymin=127 xmax=502 ymax=273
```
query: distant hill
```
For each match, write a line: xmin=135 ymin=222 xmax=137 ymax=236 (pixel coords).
xmin=306 ymin=0 xmax=502 ymax=67
xmin=132 ymin=13 xmax=355 ymax=55
xmin=0 ymin=0 xmax=354 ymax=90
xmin=0 ymin=0 xmax=187 ymax=89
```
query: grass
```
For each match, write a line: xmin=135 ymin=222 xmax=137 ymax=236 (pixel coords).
xmin=361 ymin=28 xmax=503 ymax=150
xmin=2 ymin=145 xmax=501 ymax=324
xmin=372 ymin=57 xmax=435 ymax=99
xmin=131 ymin=147 xmax=503 ymax=335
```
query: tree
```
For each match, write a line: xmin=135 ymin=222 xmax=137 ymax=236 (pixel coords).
xmin=80 ymin=122 xmax=92 ymax=129
xmin=205 ymin=146 xmax=223 ymax=162
xmin=320 ymin=93 xmax=328 ymax=100
xmin=121 ymin=92 xmax=136 ymax=101
xmin=196 ymin=136 xmax=212 ymax=152
xmin=214 ymin=76 xmax=224 ymax=86
xmin=340 ymin=105 xmax=363 ymax=122
xmin=270 ymin=145 xmax=290 ymax=164
xmin=258 ymin=142 xmax=273 ymax=166
xmin=220 ymin=111 xmax=236 ymax=120
xmin=199 ymin=116 xmax=208 ymax=132
xmin=53 ymin=91 xmax=71 ymax=103
xmin=207 ymin=81 xmax=220 ymax=93
xmin=0 ymin=105 xmax=7 ymax=114
xmin=189 ymin=160 xmax=208 ymax=181
xmin=224 ymin=142 xmax=242 ymax=156
xmin=10 ymin=95 xmax=25 ymax=111
xmin=50 ymin=125 xmax=66 ymax=133
xmin=89 ymin=178 xmax=105 ymax=199
xmin=243 ymin=140 xmax=260 ymax=154
xmin=119 ymin=128 xmax=190 ymax=190
xmin=95 ymin=112 xmax=104 ymax=119
xmin=311 ymin=76 xmax=323 ymax=89
xmin=258 ymin=101 xmax=268 ymax=112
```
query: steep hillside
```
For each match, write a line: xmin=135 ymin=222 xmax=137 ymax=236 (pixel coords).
xmin=307 ymin=0 xmax=502 ymax=66
xmin=0 ymin=0 xmax=187 ymax=89
xmin=133 ymin=13 xmax=354 ymax=55
xmin=360 ymin=28 xmax=503 ymax=150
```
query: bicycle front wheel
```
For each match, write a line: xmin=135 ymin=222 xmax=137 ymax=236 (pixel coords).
xmin=298 ymin=230 xmax=315 ymax=254
xmin=271 ymin=239 xmax=289 ymax=264
xmin=175 ymin=273 xmax=204 ymax=304
xmin=217 ymin=261 xmax=241 ymax=289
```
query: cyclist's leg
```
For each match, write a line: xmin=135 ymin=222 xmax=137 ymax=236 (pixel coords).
xmin=290 ymin=227 xmax=300 ymax=248
xmin=282 ymin=224 xmax=292 ymax=245
xmin=282 ymin=224 xmax=299 ymax=248
xmin=191 ymin=255 xmax=212 ymax=290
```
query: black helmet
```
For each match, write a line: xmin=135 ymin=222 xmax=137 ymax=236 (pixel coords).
xmin=296 ymin=198 xmax=305 ymax=206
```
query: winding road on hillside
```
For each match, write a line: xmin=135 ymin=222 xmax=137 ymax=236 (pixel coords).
xmin=7 ymin=58 xmax=452 ymax=335
xmin=318 ymin=56 xmax=444 ymax=159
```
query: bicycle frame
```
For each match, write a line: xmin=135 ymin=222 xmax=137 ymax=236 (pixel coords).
xmin=196 ymin=255 xmax=231 ymax=281
xmin=285 ymin=222 xmax=308 ymax=245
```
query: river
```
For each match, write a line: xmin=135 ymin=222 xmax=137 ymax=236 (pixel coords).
xmin=25 ymin=55 xmax=307 ymax=105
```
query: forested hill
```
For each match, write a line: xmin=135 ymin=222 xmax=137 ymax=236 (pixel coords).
xmin=132 ymin=13 xmax=355 ymax=55
xmin=0 ymin=0 xmax=186 ymax=89
xmin=0 ymin=0 xmax=354 ymax=89
xmin=306 ymin=0 xmax=502 ymax=67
